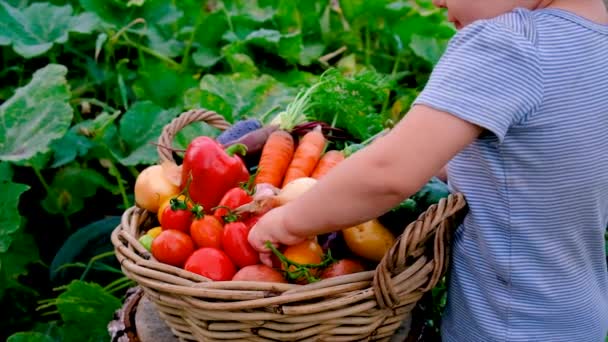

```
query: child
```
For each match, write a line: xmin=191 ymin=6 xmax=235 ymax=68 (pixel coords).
xmin=248 ymin=0 xmax=608 ymax=340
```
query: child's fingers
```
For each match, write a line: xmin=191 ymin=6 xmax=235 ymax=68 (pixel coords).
xmin=260 ymin=252 xmax=274 ymax=267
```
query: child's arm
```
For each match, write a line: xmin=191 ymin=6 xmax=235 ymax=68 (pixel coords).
xmin=248 ymin=104 xmax=482 ymax=253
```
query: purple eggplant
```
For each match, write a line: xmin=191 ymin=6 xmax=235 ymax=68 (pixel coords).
xmin=217 ymin=118 xmax=263 ymax=145
xmin=225 ymin=124 xmax=279 ymax=155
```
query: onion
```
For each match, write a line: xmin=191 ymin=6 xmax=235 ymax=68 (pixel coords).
xmin=275 ymin=177 xmax=317 ymax=206
xmin=134 ymin=164 xmax=180 ymax=212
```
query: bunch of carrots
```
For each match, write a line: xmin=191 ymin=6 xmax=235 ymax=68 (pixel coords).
xmin=255 ymin=125 xmax=345 ymax=188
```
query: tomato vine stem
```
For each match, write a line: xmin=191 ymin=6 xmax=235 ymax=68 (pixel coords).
xmin=264 ymin=241 xmax=335 ymax=284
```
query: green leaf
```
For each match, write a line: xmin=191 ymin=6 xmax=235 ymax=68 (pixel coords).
xmin=12 ymin=152 xmax=52 ymax=171
xmin=268 ymin=69 xmax=317 ymax=88
xmin=193 ymin=10 xmax=229 ymax=49
xmin=50 ymin=216 xmax=121 ymax=282
xmin=192 ymin=46 xmax=223 ymax=68
xmin=392 ymin=13 xmax=455 ymax=48
xmin=246 ymin=28 xmax=282 ymax=49
xmin=308 ymin=69 xmax=393 ymax=141
xmin=174 ymin=123 xmax=223 ymax=151
xmin=42 ymin=167 xmax=116 ymax=216
xmin=0 ymin=162 xmax=13 ymax=182
xmin=145 ymin=26 xmax=183 ymax=58
xmin=273 ymin=0 xmax=302 ymax=34
xmin=183 ymin=88 xmax=233 ymax=122
xmin=132 ymin=61 xmax=197 ymax=109
xmin=221 ymin=43 xmax=259 ymax=74
xmin=409 ymin=34 xmax=446 ymax=65
xmin=0 ymin=64 xmax=73 ymax=162
xmin=0 ymin=2 xmax=99 ymax=58
xmin=50 ymin=130 xmax=96 ymax=168
xmin=199 ymin=73 xmax=297 ymax=123
xmin=94 ymin=33 xmax=107 ymax=61
xmin=114 ymin=102 xmax=180 ymax=166
xmin=54 ymin=112 xmax=120 ymax=164
xmin=7 ymin=332 xmax=54 ymax=342
xmin=298 ymin=42 xmax=326 ymax=66
xmin=0 ymin=181 xmax=29 ymax=253
xmin=55 ymin=280 xmax=122 ymax=342
xmin=79 ymin=0 xmax=182 ymax=29
xmin=0 ymin=228 xmax=39 ymax=298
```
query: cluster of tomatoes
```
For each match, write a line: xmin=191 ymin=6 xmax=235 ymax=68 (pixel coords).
xmin=137 ymin=178 xmax=278 ymax=281
xmin=136 ymin=173 xmax=373 ymax=284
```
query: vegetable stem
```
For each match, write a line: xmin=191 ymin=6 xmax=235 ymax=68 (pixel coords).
xmin=364 ymin=26 xmax=371 ymax=67
xmin=103 ymin=276 xmax=134 ymax=293
xmin=116 ymin=40 xmax=180 ymax=68
xmin=80 ymin=251 xmax=116 ymax=281
xmin=265 ymin=241 xmax=334 ymax=283
xmin=33 ymin=167 xmax=50 ymax=193
xmin=381 ymin=55 xmax=401 ymax=116
xmin=224 ymin=143 xmax=248 ymax=157
xmin=181 ymin=15 xmax=203 ymax=68
xmin=106 ymin=160 xmax=131 ymax=210
xmin=71 ymin=98 xmax=117 ymax=113
xmin=222 ymin=6 xmax=235 ymax=33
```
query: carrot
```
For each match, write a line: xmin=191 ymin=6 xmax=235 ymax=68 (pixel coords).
xmin=282 ymin=126 xmax=326 ymax=187
xmin=255 ymin=130 xmax=295 ymax=188
xmin=311 ymin=150 xmax=345 ymax=180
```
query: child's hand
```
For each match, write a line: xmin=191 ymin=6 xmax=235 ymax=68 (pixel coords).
xmin=247 ymin=207 xmax=306 ymax=267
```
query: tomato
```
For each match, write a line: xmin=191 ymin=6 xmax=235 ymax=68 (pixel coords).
xmin=222 ymin=222 xmax=259 ymax=268
xmin=151 ymin=230 xmax=194 ymax=267
xmin=158 ymin=196 xmax=194 ymax=233
xmin=190 ymin=215 xmax=224 ymax=249
xmin=242 ymin=215 xmax=261 ymax=231
xmin=214 ymin=187 xmax=253 ymax=222
xmin=138 ymin=234 xmax=154 ymax=251
xmin=342 ymin=219 xmax=395 ymax=262
xmin=146 ymin=226 xmax=163 ymax=238
xmin=321 ymin=259 xmax=366 ymax=279
xmin=232 ymin=264 xmax=287 ymax=283
xmin=184 ymin=248 xmax=236 ymax=281
xmin=282 ymin=240 xmax=323 ymax=272
xmin=157 ymin=195 xmax=191 ymax=224
xmin=134 ymin=164 xmax=180 ymax=213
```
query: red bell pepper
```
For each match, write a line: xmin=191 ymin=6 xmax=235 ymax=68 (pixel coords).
xmin=180 ymin=137 xmax=249 ymax=213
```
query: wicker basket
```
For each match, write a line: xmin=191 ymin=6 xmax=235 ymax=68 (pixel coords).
xmin=111 ymin=109 xmax=467 ymax=342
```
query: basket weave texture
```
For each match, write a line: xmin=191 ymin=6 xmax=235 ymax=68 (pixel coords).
xmin=111 ymin=109 xmax=468 ymax=342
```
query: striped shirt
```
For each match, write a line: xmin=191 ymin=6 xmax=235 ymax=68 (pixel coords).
xmin=413 ymin=7 xmax=608 ymax=342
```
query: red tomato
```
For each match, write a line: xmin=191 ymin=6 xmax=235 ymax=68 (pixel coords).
xmin=222 ymin=222 xmax=259 ymax=268
xmin=320 ymin=259 xmax=366 ymax=279
xmin=213 ymin=187 xmax=252 ymax=221
xmin=242 ymin=215 xmax=261 ymax=231
xmin=184 ymin=248 xmax=236 ymax=281
xmin=232 ymin=265 xmax=287 ymax=283
xmin=159 ymin=197 xmax=194 ymax=233
xmin=151 ymin=230 xmax=194 ymax=267
xmin=190 ymin=215 xmax=223 ymax=249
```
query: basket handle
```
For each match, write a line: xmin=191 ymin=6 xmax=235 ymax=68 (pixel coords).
xmin=157 ymin=108 xmax=231 ymax=163
xmin=372 ymin=192 xmax=467 ymax=309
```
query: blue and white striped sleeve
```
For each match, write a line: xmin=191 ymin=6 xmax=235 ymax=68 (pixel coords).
xmin=413 ymin=20 xmax=543 ymax=142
